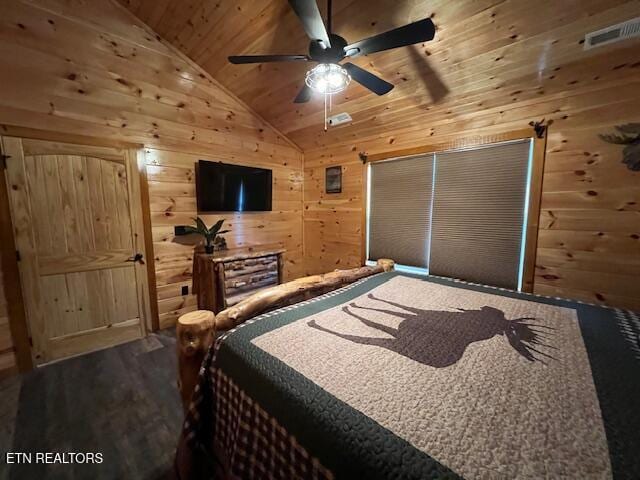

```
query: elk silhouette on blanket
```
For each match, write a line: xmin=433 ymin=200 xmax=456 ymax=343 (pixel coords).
xmin=308 ymin=293 xmax=555 ymax=367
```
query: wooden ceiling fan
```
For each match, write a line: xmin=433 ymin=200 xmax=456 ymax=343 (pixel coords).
xmin=228 ymin=0 xmax=436 ymax=103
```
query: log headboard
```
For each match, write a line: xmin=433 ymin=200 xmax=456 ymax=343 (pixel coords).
xmin=176 ymin=259 xmax=395 ymax=409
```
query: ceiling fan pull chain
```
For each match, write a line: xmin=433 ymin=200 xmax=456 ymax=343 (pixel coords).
xmin=324 ymin=92 xmax=328 ymax=131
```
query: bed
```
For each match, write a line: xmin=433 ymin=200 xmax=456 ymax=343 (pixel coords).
xmin=175 ymin=263 xmax=639 ymax=479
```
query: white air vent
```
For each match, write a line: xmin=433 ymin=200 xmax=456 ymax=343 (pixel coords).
xmin=584 ymin=17 xmax=640 ymax=50
xmin=327 ymin=112 xmax=352 ymax=126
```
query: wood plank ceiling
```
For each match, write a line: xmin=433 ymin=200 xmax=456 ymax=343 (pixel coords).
xmin=117 ymin=0 xmax=639 ymax=151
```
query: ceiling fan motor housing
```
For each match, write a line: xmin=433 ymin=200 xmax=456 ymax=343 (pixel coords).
xmin=309 ymin=33 xmax=348 ymax=63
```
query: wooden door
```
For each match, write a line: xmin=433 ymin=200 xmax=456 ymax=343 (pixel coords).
xmin=1 ymin=136 xmax=150 ymax=364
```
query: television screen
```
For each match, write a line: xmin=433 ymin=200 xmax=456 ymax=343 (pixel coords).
xmin=196 ymin=160 xmax=272 ymax=212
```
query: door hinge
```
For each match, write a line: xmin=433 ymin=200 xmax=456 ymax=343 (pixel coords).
xmin=16 ymin=250 xmax=21 ymax=262
xmin=0 ymin=154 xmax=10 ymax=170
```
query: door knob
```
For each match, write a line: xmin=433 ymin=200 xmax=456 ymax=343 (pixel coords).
xmin=126 ymin=253 xmax=145 ymax=264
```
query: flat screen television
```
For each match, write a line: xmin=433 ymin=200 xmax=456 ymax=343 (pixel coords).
xmin=196 ymin=160 xmax=272 ymax=212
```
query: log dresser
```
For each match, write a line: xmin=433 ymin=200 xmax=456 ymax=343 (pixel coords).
xmin=192 ymin=247 xmax=285 ymax=313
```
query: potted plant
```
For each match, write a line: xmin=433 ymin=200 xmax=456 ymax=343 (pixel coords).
xmin=184 ymin=217 xmax=230 ymax=254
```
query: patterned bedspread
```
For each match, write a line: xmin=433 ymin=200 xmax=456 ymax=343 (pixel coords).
xmin=176 ymin=272 xmax=640 ymax=479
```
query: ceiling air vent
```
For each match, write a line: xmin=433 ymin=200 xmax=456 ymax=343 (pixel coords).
xmin=584 ymin=17 xmax=640 ymax=50
xmin=327 ymin=112 xmax=352 ymax=127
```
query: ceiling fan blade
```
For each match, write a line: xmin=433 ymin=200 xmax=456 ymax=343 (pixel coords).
xmin=228 ymin=54 xmax=310 ymax=64
xmin=344 ymin=18 xmax=435 ymax=57
xmin=343 ymin=62 xmax=394 ymax=95
xmin=293 ymin=84 xmax=312 ymax=103
xmin=288 ymin=0 xmax=331 ymax=48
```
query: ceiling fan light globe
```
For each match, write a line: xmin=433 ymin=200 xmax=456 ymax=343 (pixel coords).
xmin=328 ymin=72 xmax=344 ymax=87
xmin=305 ymin=63 xmax=351 ymax=94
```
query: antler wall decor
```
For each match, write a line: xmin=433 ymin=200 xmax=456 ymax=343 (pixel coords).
xmin=599 ymin=123 xmax=640 ymax=171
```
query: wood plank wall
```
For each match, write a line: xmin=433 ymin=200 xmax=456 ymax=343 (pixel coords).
xmin=0 ymin=0 xmax=303 ymax=368
xmin=303 ymin=43 xmax=640 ymax=310
xmin=0 ymin=254 xmax=17 ymax=376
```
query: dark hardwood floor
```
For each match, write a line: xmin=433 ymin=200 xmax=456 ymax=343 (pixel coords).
xmin=0 ymin=331 xmax=182 ymax=480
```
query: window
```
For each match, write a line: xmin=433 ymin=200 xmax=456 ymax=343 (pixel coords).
xmin=367 ymin=139 xmax=533 ymax=291
xmin=367 ymin=154 xmax=434 ymax=270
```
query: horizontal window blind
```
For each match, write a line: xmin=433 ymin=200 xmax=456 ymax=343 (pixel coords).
xmin=428 ymin=140 xmax=531 ymax=289
xmin=368 ymin=154 xmax=434 ymax=268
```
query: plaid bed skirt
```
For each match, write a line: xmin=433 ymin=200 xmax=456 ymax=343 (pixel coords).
xmin=176 ymin=343 xmax=334 ymax=480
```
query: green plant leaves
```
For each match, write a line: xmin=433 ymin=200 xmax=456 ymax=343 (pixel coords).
xmin=182 ymin=225 xmax=201 ymax=235
xmin=186 ymin=217 xmax=230 ymax=245
xmin=208 ymin=219 xmax=225 ymax=236
xmin=193 ymin=217 xmax=208 ymax=234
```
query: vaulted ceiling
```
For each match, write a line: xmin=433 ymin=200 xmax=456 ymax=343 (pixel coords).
xmin=117 ymin=0 xmax=640 ymax=150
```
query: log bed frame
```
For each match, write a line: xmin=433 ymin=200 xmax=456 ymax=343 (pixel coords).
xmin=176 ymin=258 xmax=395 ymax=409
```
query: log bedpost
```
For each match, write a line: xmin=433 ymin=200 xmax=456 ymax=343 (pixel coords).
xmin=376 ymin=258 xmax=395 ymax=272
xmin=177 ymin=310 xmax=215 ymax=411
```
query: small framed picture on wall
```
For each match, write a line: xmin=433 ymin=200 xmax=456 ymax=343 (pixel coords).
xmin=325 ymin=166 xmax=342 ymax=194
